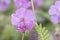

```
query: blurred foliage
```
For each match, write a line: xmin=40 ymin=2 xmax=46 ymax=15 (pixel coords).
xmin=0 ymin=0 xmax=57 ymax=40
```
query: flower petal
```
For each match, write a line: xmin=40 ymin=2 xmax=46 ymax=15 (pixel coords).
xmin=11 ymin=13 xmax=20 ymax=25
xmin=25 ymin=10 xmax=35 ymax=21
xmin=50 ymin=15 xmax=59 ymax=24
xmin=16 ymin=8 xmax=26 ymax=18
xmin=55 ymin=1 xmax=60 ymax=11
xmin=48 ymin=5 xmax=58 ymax=15
xmin=26 ymin=21 xmax=34 ymax=31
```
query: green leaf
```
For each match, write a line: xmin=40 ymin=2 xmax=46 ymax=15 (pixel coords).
xmin=35 ymin=23 xmax=50 ymax=40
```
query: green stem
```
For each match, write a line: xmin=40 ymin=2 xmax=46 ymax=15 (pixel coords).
xmin=31 ymin=0 xmax=35 ymax=14
xmin=22 ymin=33 xmax=24 ymax=40
xmin=31 ymin=0 xmax=38 ymax=25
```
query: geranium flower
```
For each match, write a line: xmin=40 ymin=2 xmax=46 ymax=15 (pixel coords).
xmin=48 ymin=1 xmax=60 ymax=24
xmin=11 ymin=8 xmax=35 ymax=32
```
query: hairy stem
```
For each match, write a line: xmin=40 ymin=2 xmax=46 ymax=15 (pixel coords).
xmin=22 ymin=33 xmax=24 ymax=40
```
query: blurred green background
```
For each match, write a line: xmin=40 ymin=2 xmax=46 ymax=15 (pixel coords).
xmin=0 ymin=0 xmax=57 ymax=40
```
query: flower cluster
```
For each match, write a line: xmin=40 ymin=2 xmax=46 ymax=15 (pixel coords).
xmin=0 ymin=0 xmax=11 ymax=11
xmin=48 ymin=1 xmax=60 ymax=24
xmin=11 ymin=0 xmax=35 ymax=32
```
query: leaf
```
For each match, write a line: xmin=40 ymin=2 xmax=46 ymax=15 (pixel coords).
xmin=35 ymin=23 xmax=50 ymax=40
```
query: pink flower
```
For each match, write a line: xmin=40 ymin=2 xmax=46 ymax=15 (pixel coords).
xmin=11 ymin=8 xmax=35 ymax=32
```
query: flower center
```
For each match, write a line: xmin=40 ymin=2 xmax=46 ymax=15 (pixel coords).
xmin=21 ymin=18 xmax=25 ymax=22
xmin=21 ymin=26 xmax=26 ymax=31
xmin=17 ymin=18 xmax=27 ymax=32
